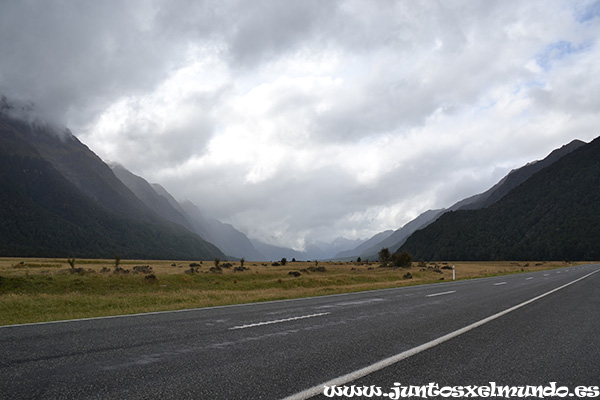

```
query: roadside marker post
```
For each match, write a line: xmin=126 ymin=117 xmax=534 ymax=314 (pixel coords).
xmin=452 ymin=265 xmax=455 ymax=280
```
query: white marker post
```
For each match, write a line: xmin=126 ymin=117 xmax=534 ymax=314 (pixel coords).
xmin=452 ymin=265 xmax=455 ymax=281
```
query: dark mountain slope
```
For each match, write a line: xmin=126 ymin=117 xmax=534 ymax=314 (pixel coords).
xmin=110 ymin=164 xmax=194 ymax=231
xmin=399 ymin=136 xmax=600 ymax=261
xmin=0 ymin=114 xmax=224 ymax=260
xmin=458 ymin=139 xmax=586 ymax=210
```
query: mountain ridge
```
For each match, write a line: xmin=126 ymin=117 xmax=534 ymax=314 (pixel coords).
xmin=398 ymin=136 xmax=600 ymax=261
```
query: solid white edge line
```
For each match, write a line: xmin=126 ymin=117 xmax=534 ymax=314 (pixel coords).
xmin=281 ymin=268 xmax=600 ymax=400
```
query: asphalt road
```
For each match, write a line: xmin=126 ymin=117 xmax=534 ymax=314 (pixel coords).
xmin=1 ymin=264 xmax=599 ymax=399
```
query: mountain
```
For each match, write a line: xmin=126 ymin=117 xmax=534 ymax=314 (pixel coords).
xmin=179 ymin=201 xmax=265 ymax=261
xmin=110 ymin=164 xmax=194 ymax=231
xmin=356 ymin=209 xmax=445 ymax=261
xmin=352 ymin=139 xmax=587 ymax=260
xmin=250 ymin=240 xmax=308 ymax=262
xmin=457 ymin=139 xmax=586 ymax=210
xmin=109 ymin=163 xmax=265 ymax=261
xmin=332 ymin=230 xmax=394 ymax=260
xmin=0 ymin=103 xmax=224 ymax=260
xmin=303 ymin=237 xmax=367 ymax=260
xmin=398 ymin=136 xmax=600 ymax=261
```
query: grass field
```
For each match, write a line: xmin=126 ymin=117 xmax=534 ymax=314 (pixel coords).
xmin=0 ymin=257 xmax=584 ymax=326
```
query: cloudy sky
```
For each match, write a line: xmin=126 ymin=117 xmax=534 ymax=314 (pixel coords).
xmin=2 ymin=0 xmax=600 ymax=250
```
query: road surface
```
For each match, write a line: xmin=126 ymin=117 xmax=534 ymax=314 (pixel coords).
xmin=1 ymin=264 xmax=599 ymax=399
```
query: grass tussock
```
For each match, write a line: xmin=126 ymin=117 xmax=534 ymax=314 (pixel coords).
xmin=0 ymin=258 xmax=584 ymax=326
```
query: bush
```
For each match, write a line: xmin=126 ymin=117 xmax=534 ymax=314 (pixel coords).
xmin=392 ymin=251 xmax=413 ymax=268
xmin=133 ymin=265 xmax=153 ymax=274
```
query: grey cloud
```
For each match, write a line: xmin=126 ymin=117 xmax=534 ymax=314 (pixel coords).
xmin=226 ymin=0 xmax=340 ymax=67
xmin=0 ymin=1 xmax=186 ymax=126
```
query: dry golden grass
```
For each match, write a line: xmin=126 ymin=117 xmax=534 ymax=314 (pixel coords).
xmin=0 ymin=257 xmax=585 ymax=326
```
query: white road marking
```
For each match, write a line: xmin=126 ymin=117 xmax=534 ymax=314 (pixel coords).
xmin=315 ymin=298 xmax=384 ymax=309
xmin=493 ymin=282 xmax=507 ymax=286
xmin=526 ymin=277 xmax=534 ymax=280
xmin=229 ymin=312 xmax=330 ymax=330
xmin=282 ymin=269 xmax=600 ymax=400
xmin=426 ymin=290 xmax=456 ymax=297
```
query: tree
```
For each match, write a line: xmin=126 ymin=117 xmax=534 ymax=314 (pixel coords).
xmin=240 ymin=258 xmax=245 ymax=269
xmin=378 ymin=248 xmax=391 ymax=266
xmin=214 ymin=257 xmax=220 ymax=268
xmin=280 ymin=257 xmax=287 ymax=266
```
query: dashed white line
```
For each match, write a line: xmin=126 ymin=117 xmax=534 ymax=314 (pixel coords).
xmin=426 ymin=291 xmax=456 ymax=297
xmin=229 ymin=312 xmax=330 ymax=330
xmin=493 ymin=282 xmax=507 ymax=286
xmin=525 ymin=277 xmax=534 ymax=280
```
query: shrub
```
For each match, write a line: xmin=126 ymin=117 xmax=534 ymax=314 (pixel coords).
xmin=392 ymin=251 xmax=413 ymax=268
xmin=113 ymin=267 xmax=130 ymax=274
xmin=133 ymin=265 xmax=153 ymax=274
